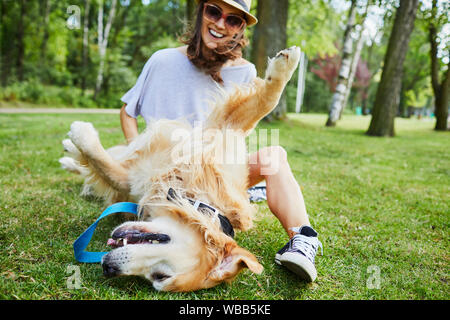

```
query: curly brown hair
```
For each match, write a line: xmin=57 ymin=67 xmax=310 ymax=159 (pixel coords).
xmin=180 ymin=0 xmax=249 ymax=84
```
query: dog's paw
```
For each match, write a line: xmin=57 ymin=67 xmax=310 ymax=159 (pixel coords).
xmin=68 ymin=121 xmax=99 ymax=153
xmin=62 ymin=138 xmax=81 ymax=158
xmin=59 ymin=156 xmax=82 ymax=174
xmin=265 ymin=46 xmax=301 ymax=83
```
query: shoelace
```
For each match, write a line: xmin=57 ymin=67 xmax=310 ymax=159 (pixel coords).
xmin=289 ymin=228 xmax=323 ymax=263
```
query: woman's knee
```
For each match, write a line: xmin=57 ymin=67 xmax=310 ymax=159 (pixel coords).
xmin=258 ymin=146 xmax=288 ymax=176
xmin=260 ymin=146 xmax=287 ymax=162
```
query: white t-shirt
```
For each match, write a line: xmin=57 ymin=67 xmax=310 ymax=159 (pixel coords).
xmin=121 ymin=48 xmax=257 ymax=125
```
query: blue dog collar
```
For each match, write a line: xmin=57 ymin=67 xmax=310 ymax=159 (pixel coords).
xmin=73 ymin=202 xmax=138 ymax=263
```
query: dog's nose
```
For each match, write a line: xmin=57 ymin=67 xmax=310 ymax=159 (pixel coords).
xmin=101 ymin=254 xmax=120 ymax=277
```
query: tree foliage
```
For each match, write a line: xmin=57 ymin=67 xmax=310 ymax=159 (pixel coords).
xmin=0 ymin=0 xmax=187 ymax=107
xmin=287 ymin=0 xmax=343 ymax=57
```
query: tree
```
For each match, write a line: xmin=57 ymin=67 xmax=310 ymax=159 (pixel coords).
xmin=428 ymin=0 xmax=449 ymax=131
xmin=94 ymin=0 xmax=118 ymax=100
xmin=326 ymin=0 xmax=357 ymax=126
xmin=251 ymin=0 xmax=289 ymax=120
xmin=366 ymin=0 xmax=419 ymax=137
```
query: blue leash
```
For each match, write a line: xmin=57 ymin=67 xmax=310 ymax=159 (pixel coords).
xmin=73 ymin=202 xmax=138 ymax=263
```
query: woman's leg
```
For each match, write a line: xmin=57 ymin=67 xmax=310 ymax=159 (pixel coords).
xmin=248 ymin=146 xmax=310 ymax=238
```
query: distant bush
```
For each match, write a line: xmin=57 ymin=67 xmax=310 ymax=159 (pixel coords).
xmin=0 ymin=81 xmax=108 ymax=108
xmin=1 ymin=69 xmax=336 ymax=113
xmin=0 ymin=80 xmax=46 ymax=103
xmin=94 ymin=92 xmax=124 ymax=109
xmin=0 ymin=85 xmax=19 ymax=102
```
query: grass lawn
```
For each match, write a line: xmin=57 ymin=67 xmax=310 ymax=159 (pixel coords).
xmin=0 ymin=112 xmax=448 ymax=300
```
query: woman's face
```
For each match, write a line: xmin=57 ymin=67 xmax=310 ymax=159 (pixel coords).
xmin=201 ymin=0 xmax=246 ymax=50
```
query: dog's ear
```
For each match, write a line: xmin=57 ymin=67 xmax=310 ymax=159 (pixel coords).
xmin=209 ymin=244 xmax=263 ymax=282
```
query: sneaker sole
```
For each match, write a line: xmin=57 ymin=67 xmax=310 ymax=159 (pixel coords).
xmin=279 ymin=252 xmax=317 ymax=282
xmin=275 ymin=253 xmax=282 ymax=265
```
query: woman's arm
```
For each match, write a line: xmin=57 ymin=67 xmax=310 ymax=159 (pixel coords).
xmin=120 ymin=104 xmax=139 ymax=143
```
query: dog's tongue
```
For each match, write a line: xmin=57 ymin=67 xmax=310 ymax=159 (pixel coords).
xmin=107 ymin=238 xmax=116 ymax=247
xmin=106 ymin=232 xmax=171 ymax=248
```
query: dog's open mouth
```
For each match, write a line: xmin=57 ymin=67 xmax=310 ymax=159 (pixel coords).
xmin=107 ymin=229 xmax=170 ymax=248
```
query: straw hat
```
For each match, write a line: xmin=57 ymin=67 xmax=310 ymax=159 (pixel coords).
xmin=196 ymin=0 xmax=258 ymax=27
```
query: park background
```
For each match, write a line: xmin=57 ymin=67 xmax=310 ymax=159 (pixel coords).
xmin=0 ymin=0 xmax=449 ymax=300
xmin=0 ymin=0 xmax=448 ymax=132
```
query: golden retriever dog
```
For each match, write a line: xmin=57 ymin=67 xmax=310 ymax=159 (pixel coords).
xmin=59 ymin=46 xmax=300 ymax=292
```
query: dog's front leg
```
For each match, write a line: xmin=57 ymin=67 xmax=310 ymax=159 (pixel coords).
xmin=68 ymin=121 xmax=130 ymax=195
xmin=205 ymin=46 xmax=301 ymax=134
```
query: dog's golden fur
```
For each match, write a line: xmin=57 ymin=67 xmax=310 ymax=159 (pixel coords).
xmin=59 ymin=47 xmax=300 ymax=292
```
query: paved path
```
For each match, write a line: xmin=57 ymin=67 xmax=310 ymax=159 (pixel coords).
xmin=0 ymin=108 xmax=120 ymax=114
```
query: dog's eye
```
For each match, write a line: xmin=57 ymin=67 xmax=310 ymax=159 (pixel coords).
xmin=152 ymin=272 xmax=170 ymax=282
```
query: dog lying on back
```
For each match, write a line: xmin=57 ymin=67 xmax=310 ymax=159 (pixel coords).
xmin=59 ymin=47 xmax=300 ymax=292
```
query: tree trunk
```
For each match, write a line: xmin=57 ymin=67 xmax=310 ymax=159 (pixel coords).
xmin=429 ymin=0 xmax=449 ymax=131
xmin=94 ymin=0 xmax=117 ymax=100
xmin=432 ymin=60 xmax=450 ymax=131
xmin=251 ymin=0 xmax=289 ymax=121
xmin=326 ymin=0 xmax=357 ymax=126
xmin=366 ymin=0 xmax=419 ymax=137
xmin=81 ymin=0 xmax=91 ymax=94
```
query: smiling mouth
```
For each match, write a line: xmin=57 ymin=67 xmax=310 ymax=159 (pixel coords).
xmin=209 ymin=28 xmax=224 ymax=39
xmin=107 ymin=229 xmax=171 ymax=248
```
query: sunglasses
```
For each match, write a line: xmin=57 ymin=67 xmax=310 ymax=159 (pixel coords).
xmin=203 ymin=3 xmax=246 ymax=32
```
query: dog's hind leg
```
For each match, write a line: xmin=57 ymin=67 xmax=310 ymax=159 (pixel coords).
xmin=68 ymin=121 xmax=130 ymax=196
xmin=205 ymin=46 xmax=301 ymax=134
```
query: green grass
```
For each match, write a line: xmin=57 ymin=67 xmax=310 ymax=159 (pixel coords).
xmin=0 ymin=112 xmax=448 ymax=300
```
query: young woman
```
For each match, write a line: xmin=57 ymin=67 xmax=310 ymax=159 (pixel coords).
xmin=120 ymin=0 xmax=322 ymax=282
